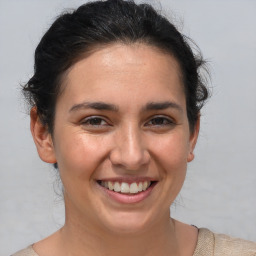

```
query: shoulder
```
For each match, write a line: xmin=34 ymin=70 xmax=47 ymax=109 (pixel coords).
xmin=194 ymin=228 xmax=256 ymax=256
xmin=11 ymin=245 xmax=39 ymax=256
xmin=214 ymin=231 xmax=256 ymax=256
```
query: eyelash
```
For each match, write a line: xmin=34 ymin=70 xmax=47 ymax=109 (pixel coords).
xmin=81 ymin=115 xmax=174 ymax=128
xmin=145 ymin=116 xmax=175 ymax=127
xmin=81 ymin=116 xmax=109 ymax=127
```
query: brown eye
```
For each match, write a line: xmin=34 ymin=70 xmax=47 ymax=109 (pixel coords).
xmin=82 ymin=117 xmax=108 ymax=126
xmin=146 ymin=116 xmax=174 ymax=127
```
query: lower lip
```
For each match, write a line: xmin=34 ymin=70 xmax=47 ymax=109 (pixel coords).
xmin=97 ymin=182 xmax=157 ymax=204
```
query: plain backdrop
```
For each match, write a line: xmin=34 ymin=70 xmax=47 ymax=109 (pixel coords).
xmin=0 ymin=0 xmax=255 ymax=255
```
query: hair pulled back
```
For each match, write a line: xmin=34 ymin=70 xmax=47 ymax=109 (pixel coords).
xmin=23 ymin=0 xmax=209 ymax=134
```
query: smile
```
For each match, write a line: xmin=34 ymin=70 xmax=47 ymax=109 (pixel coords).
xmin=99 ymin=180 xmax=152 ymax=194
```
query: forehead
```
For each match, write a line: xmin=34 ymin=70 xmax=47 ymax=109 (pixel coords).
xmin=59 ymin=43 xmax=185 ymax=109
xmin=67 ymin=43 xmax=182 ymax=82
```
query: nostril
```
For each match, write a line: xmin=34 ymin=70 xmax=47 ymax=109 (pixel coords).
xmin=109 ymin=148 xmax=150 ymax=170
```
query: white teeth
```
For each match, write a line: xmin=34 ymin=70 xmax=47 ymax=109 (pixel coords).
xmin=108 ymin=181 xmax=114 ymax=191
xmin=130 ymin=182 xmax=139 ymax=193
xmin=100 ymin=180 xmax=152 ymax=194
xmin=121 ymin=182 xmax=130 ymax=193
xmin=142 ymin=181 xmax=148 ymax=191
xmin=113 ymin=182 xmax=121 ymax=192
xmin=138 ymin=182 xmax=143 ymax=192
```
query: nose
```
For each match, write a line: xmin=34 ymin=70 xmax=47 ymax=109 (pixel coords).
xmin=109 ymin=124 xmax=150 ymax=170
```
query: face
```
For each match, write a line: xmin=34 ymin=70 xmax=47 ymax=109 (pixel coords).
xmin=32 ymin=43 xmax=199 ymax=234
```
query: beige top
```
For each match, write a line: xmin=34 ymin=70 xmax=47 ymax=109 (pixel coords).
xmin=12 ymin=228 xmax=256 ymax=256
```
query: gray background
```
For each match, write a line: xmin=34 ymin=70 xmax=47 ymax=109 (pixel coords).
xmin=0 ymin=0 xmax=255 ymax=255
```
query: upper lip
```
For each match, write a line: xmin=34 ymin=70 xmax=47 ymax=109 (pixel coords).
xmin=97 ymin=177 xmax=158 ymax=184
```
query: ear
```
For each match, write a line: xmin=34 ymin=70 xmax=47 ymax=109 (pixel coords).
xmin=30 ymin=107 xmax=57 ymax=164
xmin=187 ymin=117 xmax=200 ymax=162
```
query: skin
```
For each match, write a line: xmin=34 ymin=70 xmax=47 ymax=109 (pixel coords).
xmin=31 ymin=43 xmax=199 ymax=256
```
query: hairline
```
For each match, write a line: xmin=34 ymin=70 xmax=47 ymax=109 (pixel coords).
xmin=48 ymin=41 xmax=192 ymax=135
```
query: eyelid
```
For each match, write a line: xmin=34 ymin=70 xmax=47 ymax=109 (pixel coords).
xmin=80 ymin=116 xmax=110 ymax=126
xmin=145 ymin=115 xmax=175 ymax=126
xmin=79 ymin=115 xmax=175 ymax=127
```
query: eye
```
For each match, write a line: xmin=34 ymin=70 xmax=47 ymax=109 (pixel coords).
xmin=146 ymin=116 xmax=174 ymax=127
xmin=81 ymin=116 xmax=108 ymax=127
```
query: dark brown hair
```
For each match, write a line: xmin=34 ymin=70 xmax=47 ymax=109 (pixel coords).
xmin=23 ymin=0 xmax=209 ymax=135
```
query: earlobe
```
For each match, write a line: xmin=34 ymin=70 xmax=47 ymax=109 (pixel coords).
xmin=187 ymin=152 xmax=195 ymax=162
xmin=30 ymin=107 xmax=57 ymax=164
xmin=187 ymin=117 xmax=200 ymax=163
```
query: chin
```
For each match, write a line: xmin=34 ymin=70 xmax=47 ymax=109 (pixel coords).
xmin=101 ymin=211 xmax=154 ymax=235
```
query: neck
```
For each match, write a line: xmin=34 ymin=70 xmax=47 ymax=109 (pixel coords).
xmin=59 ymin=211 xmax=180 ymax=256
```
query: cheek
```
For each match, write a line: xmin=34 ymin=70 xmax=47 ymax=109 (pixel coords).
xmin=153 ymin=137 xmax=189 ymax=205
xmin=53 ymin=130 xmax=109 ymax=179
xmin=53 ymin=132 xmax=111 ymax=207
xmin=149 ymin=132 xmax=190 ymax=169
xmin=148 ymin=132 xmax=189 ymax=199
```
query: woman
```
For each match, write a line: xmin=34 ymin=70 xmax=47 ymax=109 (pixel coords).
xmin=13 ymin=0 xmax=256 ymax=255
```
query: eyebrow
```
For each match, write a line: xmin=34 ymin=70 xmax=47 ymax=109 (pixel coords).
xmin=144 ymin=101 xmax=183 ymax=112
xmin=69 ymin=101 xmax=182 ymax=113
xmin=69 ymin=101 xmax=119 ymax=112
